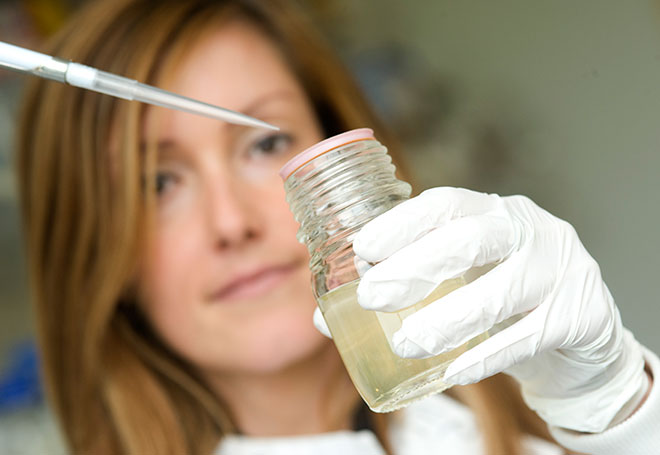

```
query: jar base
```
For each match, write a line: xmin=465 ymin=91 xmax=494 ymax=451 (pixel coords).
xmin=366 ymin=361 xmax=453 ymax=413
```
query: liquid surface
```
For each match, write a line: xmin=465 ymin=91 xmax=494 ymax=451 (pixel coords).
xmin=319 ymin=278 xmax=488 ymax=412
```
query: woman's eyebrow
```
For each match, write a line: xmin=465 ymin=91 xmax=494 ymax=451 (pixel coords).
xmin=240 ymin=90 xmax=296 ymax=118
xmin=139 ymin=140 xmax=179 ymax=157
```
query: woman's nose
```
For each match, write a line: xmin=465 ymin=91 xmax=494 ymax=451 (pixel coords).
xmin=205 ymin=177 xmax=261 ymax=250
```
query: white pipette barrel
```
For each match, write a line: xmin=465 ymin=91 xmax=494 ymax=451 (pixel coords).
xmin=0 ymin=41 xmax=278 ymax=130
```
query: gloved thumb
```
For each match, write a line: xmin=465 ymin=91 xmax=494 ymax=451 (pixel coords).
xmin=313 ymin=307 xmax=332 ymax=338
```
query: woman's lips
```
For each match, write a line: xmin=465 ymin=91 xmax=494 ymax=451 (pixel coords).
xmin=209 ymin=263 xmax=299 ymax=302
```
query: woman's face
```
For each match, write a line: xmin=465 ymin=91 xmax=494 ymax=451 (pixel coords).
xmin=137 ymin=20 xmax=327 ymax=375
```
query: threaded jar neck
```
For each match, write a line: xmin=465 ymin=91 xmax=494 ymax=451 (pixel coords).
xmin=282 ymin=132 xmax=411 ymax=297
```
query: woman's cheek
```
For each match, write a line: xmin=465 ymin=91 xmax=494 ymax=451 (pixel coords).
xmin=156 ymin=176 xmax=200 ymax=223
xmin=140 ymin=193 xmax=207 ymax=314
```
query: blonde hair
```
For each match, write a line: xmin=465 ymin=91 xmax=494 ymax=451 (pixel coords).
xmin=17 ymin=0 xmax=552 ymax=453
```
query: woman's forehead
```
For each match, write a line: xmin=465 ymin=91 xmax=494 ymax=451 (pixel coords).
xmin=162 ymin=21 xmax=302 ymax=109
xmin=139 ymin=21 xmax=313 ymax=142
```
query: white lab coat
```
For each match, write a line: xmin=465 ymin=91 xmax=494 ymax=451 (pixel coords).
xmin=215 ymin=392 xmax=562 ymax=455
xmin=215 ymin=348 xmax=660 ymax=455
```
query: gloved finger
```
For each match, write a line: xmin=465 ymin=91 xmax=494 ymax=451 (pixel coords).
xmin=442 ymin=308 xmax=545 ymax=385
xmin=353 ymin=255 xmax=372 ymax=278
xmin=354 ymin=187 xmax=500 ymax=263
xmin=313 ymin=307 xmax=332 ymax=338
xmin=357 ymin=213 xmax=519 ymax=312
xmin=389 ymin=254 xmax=534 ymax=357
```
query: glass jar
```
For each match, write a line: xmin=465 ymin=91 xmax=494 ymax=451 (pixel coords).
xmin=280 ymin=128 xmax=488 ymax=412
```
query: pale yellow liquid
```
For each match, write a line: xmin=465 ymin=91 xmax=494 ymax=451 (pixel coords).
xmin=319 ymin=279 xmax=488 ymax=412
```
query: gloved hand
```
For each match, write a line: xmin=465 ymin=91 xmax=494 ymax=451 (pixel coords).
xmin=330 ymin=186 xmax=648 ymax=433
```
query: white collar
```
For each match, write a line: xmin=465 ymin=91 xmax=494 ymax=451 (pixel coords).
xmin=214 ymin=393 xmax=561 ymax=455
xmin=216 ymin=429 xmax=385 ymax=455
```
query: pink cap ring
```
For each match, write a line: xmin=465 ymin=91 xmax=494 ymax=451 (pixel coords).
xmin=279 ymin=128 xmax=375 ymax=180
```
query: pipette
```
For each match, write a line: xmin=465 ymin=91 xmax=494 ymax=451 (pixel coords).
xmin=0 ymin=41 xmax=278 ymax=131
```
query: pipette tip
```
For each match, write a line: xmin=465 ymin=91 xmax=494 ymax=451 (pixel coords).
xmin=249 ymin=118 xmax=280 ymax=131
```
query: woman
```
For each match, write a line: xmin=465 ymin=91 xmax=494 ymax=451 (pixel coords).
xmin=16 ymin=0 xmax=657 ymax=454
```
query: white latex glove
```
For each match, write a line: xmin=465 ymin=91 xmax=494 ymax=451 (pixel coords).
xmin=347 ymin=187 xmax=648 ymax=433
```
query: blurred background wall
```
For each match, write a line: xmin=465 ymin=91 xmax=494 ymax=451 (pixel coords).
xmin=1 ymin=0 xmax=659 ymax=450
xmin=326 ymin=0 xmax=660 ymax=355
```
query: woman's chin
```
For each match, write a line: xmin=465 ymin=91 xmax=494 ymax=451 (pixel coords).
xmin=238 ymin=329 xmax=333 ymax=375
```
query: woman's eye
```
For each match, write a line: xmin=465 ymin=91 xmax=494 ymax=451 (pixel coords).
xmin=249 ymin=133 xmax=293 ymax=157
xmin=155 ymin=171 xmax=177 ymax=196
